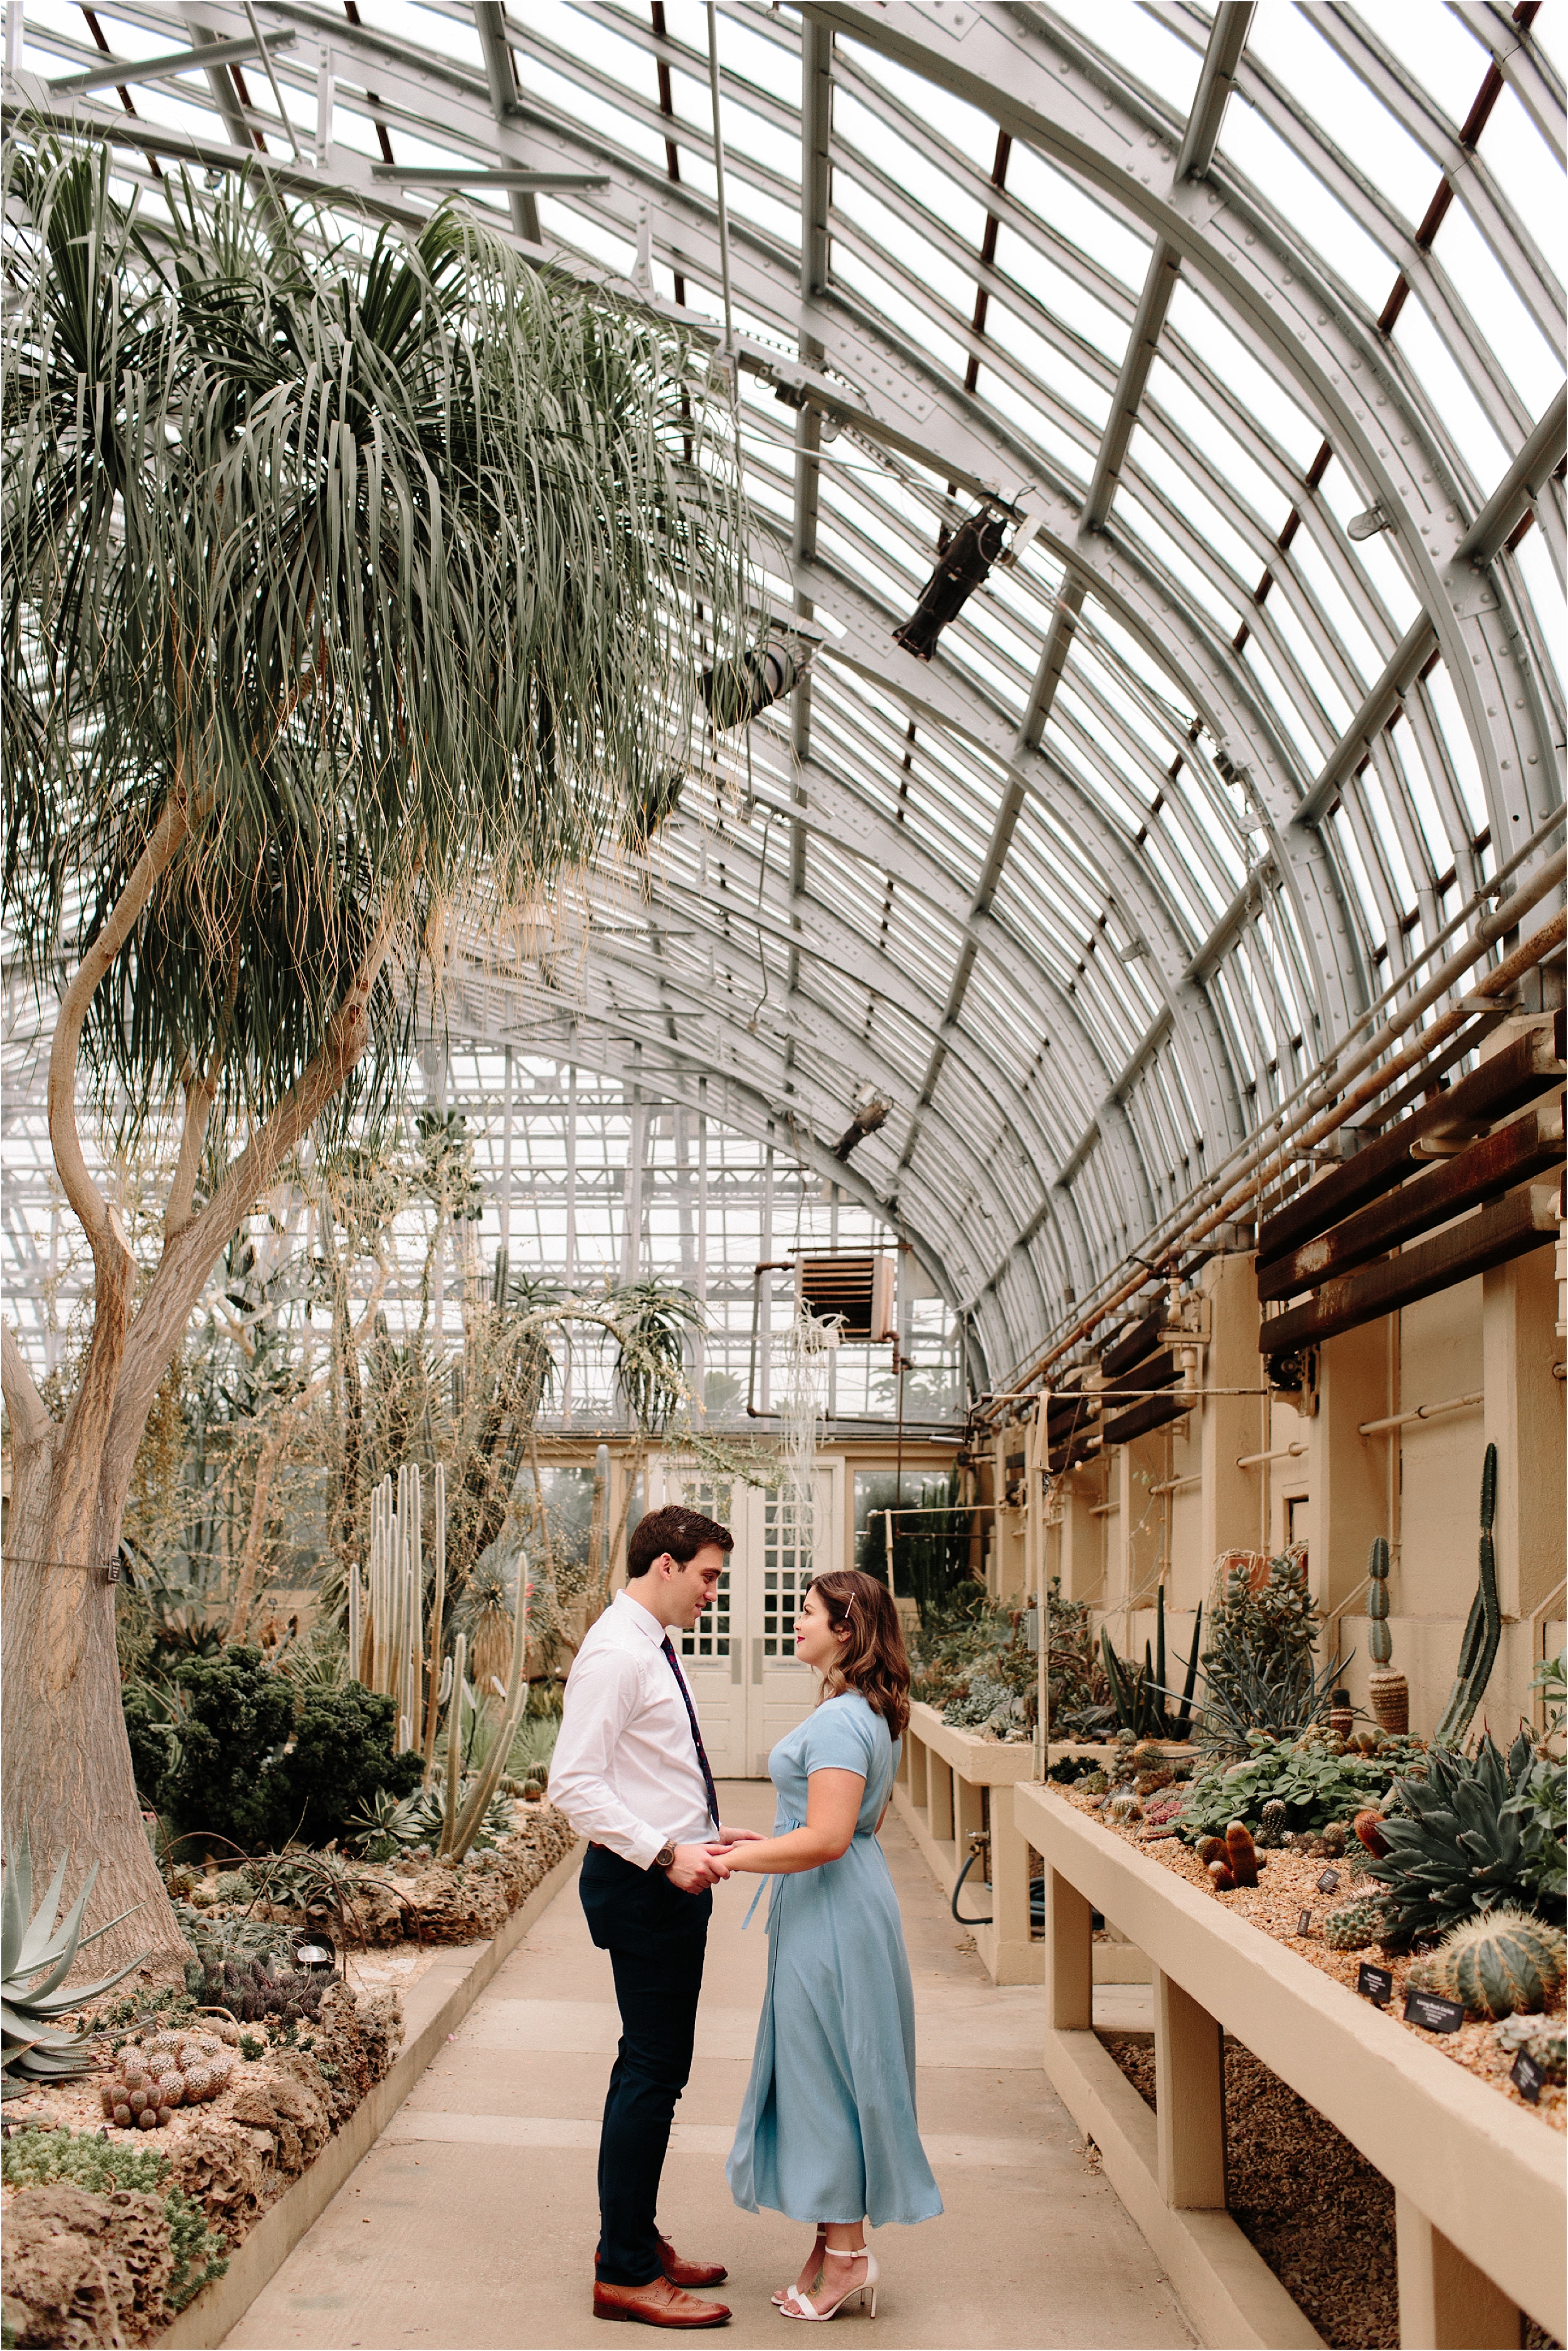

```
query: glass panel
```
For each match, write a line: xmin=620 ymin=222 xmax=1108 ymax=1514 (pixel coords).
xmin=761 ymin=1494 xmax=813 ymax=1658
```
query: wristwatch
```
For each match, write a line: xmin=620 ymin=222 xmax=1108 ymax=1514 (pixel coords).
xmin=652 ymin=1842 xmax=677 ymax=1871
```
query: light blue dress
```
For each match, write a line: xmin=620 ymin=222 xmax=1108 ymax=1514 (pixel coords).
xmin=726 ymin=1692 xmax=943 ymax=2228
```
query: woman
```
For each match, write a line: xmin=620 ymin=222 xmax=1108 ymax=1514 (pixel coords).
xmin=717 ymin=1569 xmax=941 ymax=2322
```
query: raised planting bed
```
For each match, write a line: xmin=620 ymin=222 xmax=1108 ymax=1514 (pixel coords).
xmin=1 ymin=1812 xmax=579 ymax=2350
xmin=894 ymin=1709 xmax=1183 ymax=1985
xmin=1018 ymin=1783 xmax=1565 ymax=2350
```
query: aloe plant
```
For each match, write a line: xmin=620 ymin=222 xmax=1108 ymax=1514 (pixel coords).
xmin=3 ymin=1830 xmax=149 ymax=2082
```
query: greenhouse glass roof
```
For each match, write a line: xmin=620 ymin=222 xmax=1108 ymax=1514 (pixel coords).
xmin=4 ymin=0 xmax=1564 ymax=1396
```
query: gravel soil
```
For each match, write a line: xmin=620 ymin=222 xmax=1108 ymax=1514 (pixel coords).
xmin=1100 ymin=2032 xmax=1400 ymax=2350
xmin=1061 ymin=1786 xmax=1566 ymax=2130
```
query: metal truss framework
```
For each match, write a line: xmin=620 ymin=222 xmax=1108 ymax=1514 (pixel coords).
xmin=4 ymin=0 xmax=1565 ymax=1392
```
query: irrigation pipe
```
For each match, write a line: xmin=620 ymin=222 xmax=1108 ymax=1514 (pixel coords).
xmin=984 ymin=851 xmax=1565 ymax=1418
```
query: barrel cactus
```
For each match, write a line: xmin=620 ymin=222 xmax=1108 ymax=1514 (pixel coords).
xmin=1320 ymin=1892 xmax=1393 ymax=1950
xmin=1406 ymin=1909 xmax=1567 ymax=2021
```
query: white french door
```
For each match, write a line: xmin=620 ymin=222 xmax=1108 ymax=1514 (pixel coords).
xmin=649 ymin=1461 xmax=842 ymax=1777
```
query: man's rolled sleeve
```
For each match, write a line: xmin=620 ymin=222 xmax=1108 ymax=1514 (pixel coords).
xmin=551 ymin=1647 xmax=667 ymax=1870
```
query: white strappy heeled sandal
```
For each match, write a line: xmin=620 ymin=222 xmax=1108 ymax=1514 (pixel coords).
xmin=780 ymin=2244 xmax=879 ymax=2322
xmin=773 ymin=2229 xmax=827 ymax=2310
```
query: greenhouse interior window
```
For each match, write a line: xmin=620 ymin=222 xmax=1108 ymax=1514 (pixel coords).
xmin=0 ymin=0 xmax=1562 ymax=2344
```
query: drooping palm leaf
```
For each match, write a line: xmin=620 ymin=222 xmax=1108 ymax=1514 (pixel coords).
xmin=3 ymin=138 xmax=747 ymax=1138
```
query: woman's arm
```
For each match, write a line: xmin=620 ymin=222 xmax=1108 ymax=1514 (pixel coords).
xmin=710 ymin=1769 xmax=865 ymax=1876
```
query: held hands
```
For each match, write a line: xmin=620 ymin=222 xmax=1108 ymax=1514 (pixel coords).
xmin=664 ymin=1842 xmax=731 ymax=1893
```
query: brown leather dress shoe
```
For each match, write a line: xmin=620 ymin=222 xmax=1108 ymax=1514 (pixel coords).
xmin=593 ymin=2276 xmax=731 ymax=2328
xmin=660 ymin=2237 xmax=729 ymax=2289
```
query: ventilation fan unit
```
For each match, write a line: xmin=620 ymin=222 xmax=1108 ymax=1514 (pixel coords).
xmin=795 ymin=1253 xmax=896 ymax=1342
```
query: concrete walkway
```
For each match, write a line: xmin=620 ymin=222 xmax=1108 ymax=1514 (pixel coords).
xmin=227 ymin=1785 xmax=1193 ymax=2350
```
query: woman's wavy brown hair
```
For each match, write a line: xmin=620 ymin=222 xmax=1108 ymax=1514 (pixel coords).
xmin=808 ymin=1569 xmax=911 ymax=1741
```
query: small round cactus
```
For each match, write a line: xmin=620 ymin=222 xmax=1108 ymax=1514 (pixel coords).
xmin=1256 ymin=1800 xmax=1288 ymax=1849
xmin=1105 ymin=1791 xmax=1143 ymax=1827
xmin=1320 ymin=1893 xmax=1392 ymax=1950
xmin=101 ymin=2030 xmax=234 ymax=2128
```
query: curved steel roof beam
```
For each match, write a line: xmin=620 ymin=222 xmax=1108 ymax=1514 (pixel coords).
xmin=447 ymin=935 xmax=1032 ymax=1364
xmin=801 ymin=3 xmax=1557 ymax=894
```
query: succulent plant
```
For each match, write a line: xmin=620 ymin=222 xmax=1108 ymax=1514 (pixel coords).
xmin=1493 ymin=2013 xmax=1566 ymax=2083
xmin=1257 ymin=1800 xmax=1288 ymax=1849
xmin=3 ymin=1830 xmax=149 ymax=2082
xmin=1105 ymin=1792 xmax=1142 ymax=1827
xmin=188 ymin=1953 xmax=328 ymax=2027
xmin=1320 ymin=1892 xmax=1394 ymax=1950
xmin=1434 ymin=1445 xmax=1502 ymax=1748
xmin=1353 ymin=1810 xmax=1388 ymax=1859
xmin=1225 ymin=1821 xmax=1259 ymax=1887
xmin=1195 ymin=1835 xmax=1227 ymax=1869
xmin=1319 ymin=1822 xmax=1347 ymax=1858
xmin=99 ymin=2030 xmax=235 ymax=2128
xmin=1367 ymin=1731 xmax=1560 ymax=1945
xmin=1406 ymin=1909 xmax=1567 ymax=2021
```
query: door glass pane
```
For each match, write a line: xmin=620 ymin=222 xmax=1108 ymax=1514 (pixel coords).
xmin=762 ymin=1493 xmax=813 ymax=1658
xmin=669 ymin=1472 xmax=733 ymax=1660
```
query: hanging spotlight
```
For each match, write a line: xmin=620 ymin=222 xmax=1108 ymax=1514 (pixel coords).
xmin=832 ymin=1083 xmax=892 ymax=1161
xmin=893 ymin=507 xmax=1007 ymax=661
xmin=1347 ymin=504 xmax=1394 ymax=541
xmin=699 ymin=642 xmax=803 ymax=730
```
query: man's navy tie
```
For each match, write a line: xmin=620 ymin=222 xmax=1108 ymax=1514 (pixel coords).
xmin=660 ymin=1634 xmax=721 ymax=1835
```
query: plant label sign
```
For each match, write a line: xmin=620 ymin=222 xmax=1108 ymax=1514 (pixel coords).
xmin=1403 ymin=1987 xmax=1465 ymax=2034
xmin=1315 ymin=1869 xmax=1340 ymax=1895
xmin=1296 ymin=1908 xmax=1312 ymax=1938
xmin=1357 ymin=1961 xmax=1393 ymax=2005
xmin=1511 ymin=2050 xmax=1545 ymax=2105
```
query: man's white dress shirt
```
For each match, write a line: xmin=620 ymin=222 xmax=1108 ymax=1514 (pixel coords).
xmin=550 ymin=1589 xmax=716 ymax=1869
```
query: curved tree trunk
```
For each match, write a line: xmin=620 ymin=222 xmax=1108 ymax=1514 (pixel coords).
xmin=2 ymin=1415 xmax=186 ymax=1975
xmin=3 ymin=939 xmax=390 ymax=1977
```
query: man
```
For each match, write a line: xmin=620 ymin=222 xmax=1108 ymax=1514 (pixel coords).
xmin=551 ymin=1504 xmax=760 ymax=2330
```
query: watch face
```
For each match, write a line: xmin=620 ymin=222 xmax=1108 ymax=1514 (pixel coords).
xmin=655 ymin=1844 xmax=676 ymax=1869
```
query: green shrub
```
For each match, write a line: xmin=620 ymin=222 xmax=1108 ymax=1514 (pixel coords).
xmin=135 ymin=1648 xmax=421 ymax=1856
xmin=122 ymin=1679 xmax=183 ymax=1812
xmin=278 ymin=1682 xmax=422 ymax=1847
xmin=162 ymin=1648 xmax=297 ymax=1852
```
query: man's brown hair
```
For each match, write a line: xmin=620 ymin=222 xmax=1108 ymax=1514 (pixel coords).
xmin=627 ymin=1504 xmax=734 ymax=1581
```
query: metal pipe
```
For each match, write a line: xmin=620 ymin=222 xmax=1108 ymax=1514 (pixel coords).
xmin=1358 ymin=1391 xmax=1483 ymax=1438
xmin=1237 ymin=1440 xmax=1308 ymax=1468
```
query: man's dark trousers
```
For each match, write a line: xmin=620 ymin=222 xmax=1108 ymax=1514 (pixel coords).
xmin=579 ymin=1844 xmax=713 ymax=2288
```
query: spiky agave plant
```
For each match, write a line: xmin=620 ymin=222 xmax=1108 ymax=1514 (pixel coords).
xmin=3 ymin=1830 xmax=149 ymax=2083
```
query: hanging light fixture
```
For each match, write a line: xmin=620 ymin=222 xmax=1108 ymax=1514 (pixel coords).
xmin=699 ymin=642 xmax=804 ymax=729
xmin=893 ymin=507 xmax=1007 ymax=660
xmin=833 ymin=1083 xmax=893 ymax=1161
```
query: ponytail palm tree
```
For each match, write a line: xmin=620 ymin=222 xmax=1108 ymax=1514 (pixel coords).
xmin=1 ymin=141 xmax=745 ymax=1962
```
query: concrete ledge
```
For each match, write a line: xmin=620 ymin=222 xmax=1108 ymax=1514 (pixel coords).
xmin=1044 ymin=2023 xmax=1322 ymax=2351
xmin=1020 ymin=1785 xmax=1566 ymax=2343
xmin=156 ymin=1837 xmax=583 ymax=2350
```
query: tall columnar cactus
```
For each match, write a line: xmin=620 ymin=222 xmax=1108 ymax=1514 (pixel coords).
xmin=1365 ymin=1537 xmax=1409 ymax=1734
xmin=1367 ymin=1537 xmax=1391 ymax=1665
xmin=1434 ymin=1445 xmax=1502 ymax=1748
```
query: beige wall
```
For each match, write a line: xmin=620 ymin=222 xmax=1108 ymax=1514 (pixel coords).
xmin=1036 ymin=1223 xmax=1565 ymax=1743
